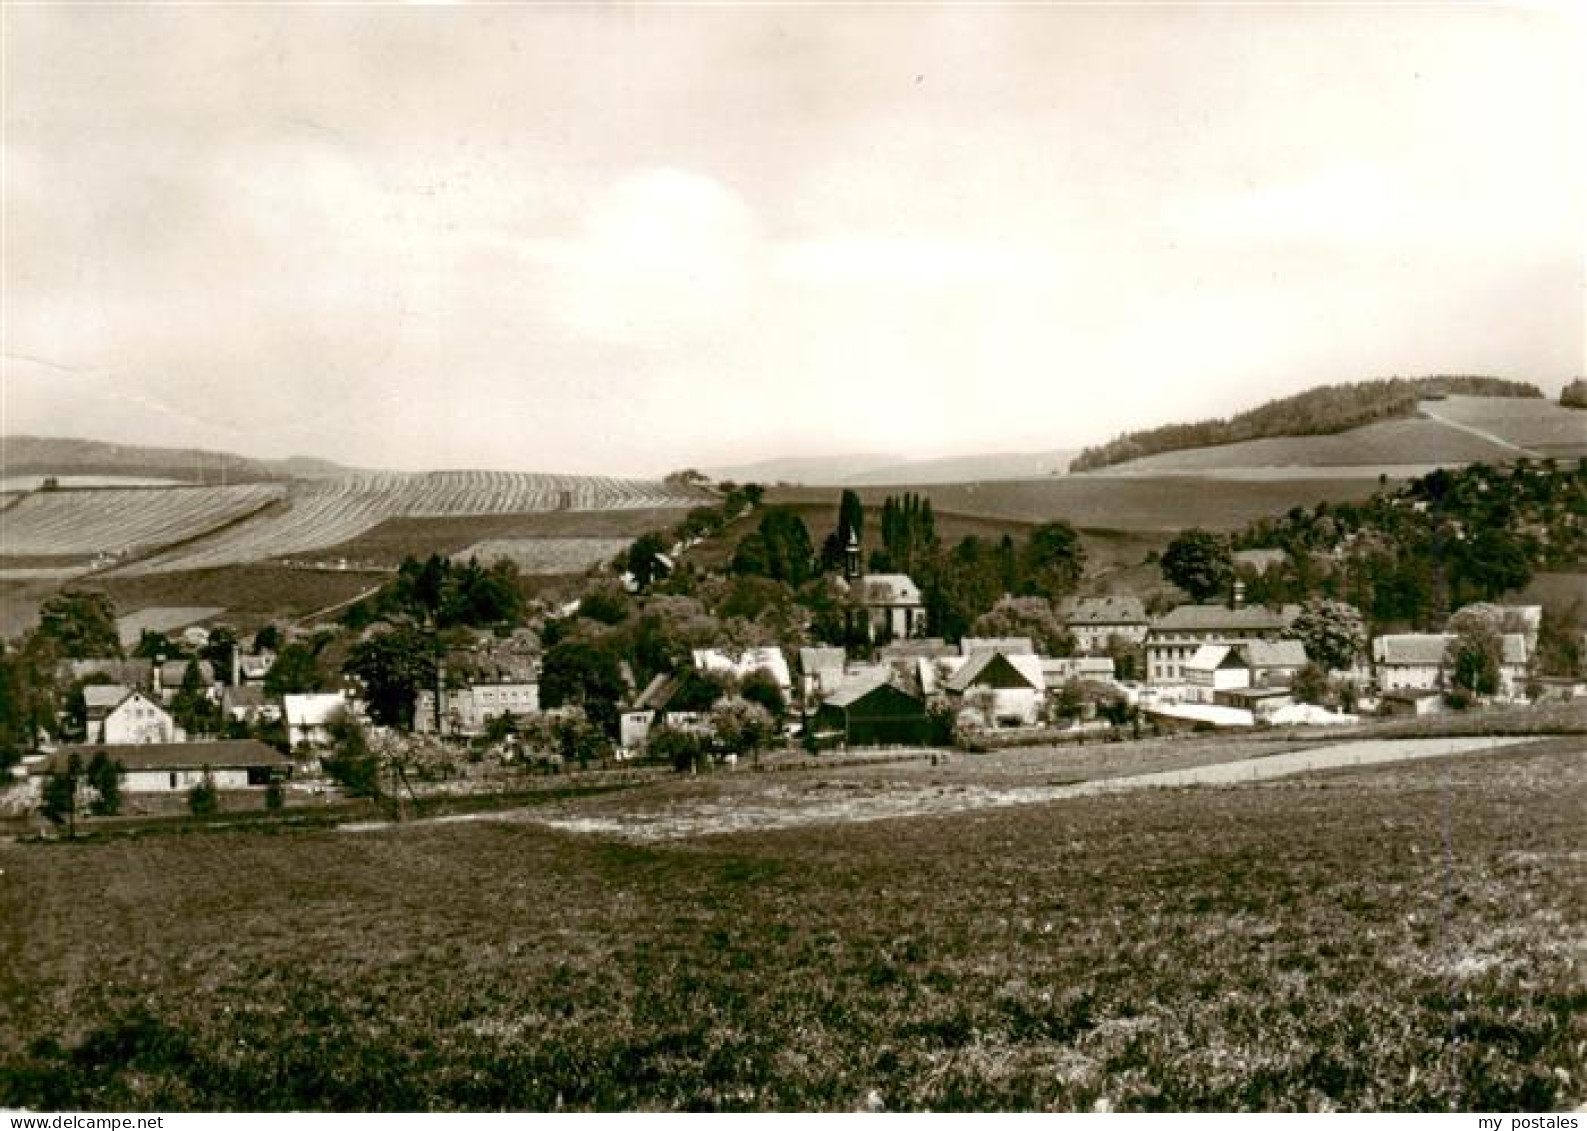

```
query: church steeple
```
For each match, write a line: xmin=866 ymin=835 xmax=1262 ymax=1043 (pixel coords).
xmin=844 ymin=530 xmax=861 ymax=581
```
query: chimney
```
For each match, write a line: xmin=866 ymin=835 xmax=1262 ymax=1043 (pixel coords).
xmin=1231 ymin=579 xmax=1246 ymax=610
xmin=152 ymin=654 xmax=164 ymax=697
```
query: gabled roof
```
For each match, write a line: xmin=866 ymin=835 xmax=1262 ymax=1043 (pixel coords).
xmin=1186 ymin=644 xmax=1237 ymax=674
xmin=34 ymin=740 xmax=292 ymax=775
xmin=946 ymin=650 xmax=1045 ymax=693
xmin=84 ymin=684 xmax=133 ymax=713
xmin=859 ymin=574 xmax=922 ymax=606
xmin=283 ymin=693 xmax=348 ymax=727
xmin=631 ymin=673 xmax=682 ymax=713
xmin=1245 ymin=640 xmax=1309 ymax=669
xmin=879 ymin=638 xmax=953 ymax=660
xmin=1041 ymin=656 xmax=1116 ymax=681
xmin=1373 ymin=633 xmax=1528 ymax=666
xmin=798 ymin=647 xmax=846 ymax=675
xmin=960 ymin=637 xmax=1034 ymax=657
xmin=1057 ymin=596 xmax=1148 ymax=625
xmin=1150 ymin=604 xmax=1300 ymax=633
xmin=821 ymin=670 xmax=898 ymax=709
xmin=159 ymin=659 xmax=215 ymax=687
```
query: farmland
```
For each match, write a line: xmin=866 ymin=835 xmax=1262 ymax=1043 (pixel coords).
xmin=767 ymin=477 xmax=1394 ymax=534
xmin=455 ymin=538 xmax=631 ymax=575
xmin=311 ymin=507 xmax=698 ymax=567
xmin=0 ymin=736 xmax=1579 ymax=1111
xmin=1420 ymin=396 xmax=1587 ymax=459
xmin=0 ymin=484 xmax=284 ymax=559
xmin=0 ymin=472 xmax=706 ymax=578
xmin=1093 ymin=417 xmax=1515 ymax=475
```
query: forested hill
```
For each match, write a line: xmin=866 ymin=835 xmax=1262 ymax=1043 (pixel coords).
xmin=1068 ymin=376 xmax=1544 ymax=473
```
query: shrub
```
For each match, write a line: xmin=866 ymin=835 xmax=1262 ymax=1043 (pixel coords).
xmin=188 ymin=770 xmax=219 ymax=817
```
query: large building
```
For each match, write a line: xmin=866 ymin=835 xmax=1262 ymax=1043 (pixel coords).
xmin=1057 ymin=596 xmax=1149 ymax=654
xmin=414 ymin=680 xmax=541 ymax=737
xmin=33 ymin=740 xmax=292 ymax=793
xmin=84 ymin=685 xmax=174 ymax=744
xmin=1372 ymin=633 xmax=1530 ymax=696
xmin=1146 ymin=603 xmax=1301 ymax=686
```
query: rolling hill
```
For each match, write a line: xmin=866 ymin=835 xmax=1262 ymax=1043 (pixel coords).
xmin=1078 ymin=394 xmax=1583 ymax=477
xmin=1068 ymin=376 xmax=1552 ymax=473
xmin=0 ymin=435 xmax=360 ymax=485
xmin=708 ymin=448 xmax=1080 ymax=486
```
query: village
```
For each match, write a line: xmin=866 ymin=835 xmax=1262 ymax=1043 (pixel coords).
xmin=5 ymin=469 xmax=1581 ymax=830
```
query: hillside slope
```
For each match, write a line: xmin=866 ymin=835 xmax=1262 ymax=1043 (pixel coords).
xmin=1069 ymin=376 xmax=1544 ymax=473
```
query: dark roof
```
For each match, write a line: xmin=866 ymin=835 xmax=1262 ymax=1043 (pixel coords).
xmin=1151 ymin=604 xmax=1299 ymax=633
xmin=1058 ymin=596 xmax=1148 ymax=625
xmin=34 ymin=740 xmax=292 ymax=775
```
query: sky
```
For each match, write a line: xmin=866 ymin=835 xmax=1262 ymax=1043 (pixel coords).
xmin=3 ymin=4 xmax=1583 ymax=478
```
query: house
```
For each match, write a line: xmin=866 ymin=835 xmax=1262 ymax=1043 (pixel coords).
xmin=85 ymin=686 xmax=175 ymax=744
xmin=619 ymin=673 xmax=708 ymax=750
xmin=809 ymin=673 xmax=933 ymax=749
xmin=283 ymin=693 xmax=349 ymax=749
xmin=1183 ymin=645 xmax=1252 ymax=703
xmin=846 ymin=574 xmax=928 ymax=641
xmin=220 ymin=684 xmax=280 ymax=725
xmin=32 ymin=739 xmax=292 ymax=793
xmin=797 ymin=647 xmax=848 ymax=702
xmin=414 ymin=680 xmax=540 ymax=737
xmin=66 ymin=658 xmax=154 ymax=692
xmin=1056 ymin=596 xmax=1149 ymax=653
xmin=691 ymin=647 xmax=793 ymax=695
xmin=155 ymin=658 xmax=216 ymax=703
xmin=1040 ymin=655 xmax=1117 ymax=685
xmin=1244 ymin=640 xmax=1309 ymax=686
xmin=1372 ymin=633 xmax=1529 ymax=697
xmin=1184 ymin=640 xmax=1308 ymax=704
xmin=1450 ymin=603 xmax=1543 ymax=651
xmin=945 ymin=650 xmax=1046 ymax=726
xmin=1146 ymin=603 xmax=1301 ymax=686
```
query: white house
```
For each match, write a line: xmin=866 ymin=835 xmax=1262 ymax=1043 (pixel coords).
xmin=842 ymin=574 xmax=928 ymax=641
xmin=945 ymin=650 xmax=1046 ymax=726
xmin=283 ymin=693 xmax=349 ymax=749
xmin=1146 ymin=603 xmax=1302 ymax=686
xmin=1183 ymin=645 xmax=1252 ymax=704
xmin=1372 ymin=633 xmax=1529 ymax=696
xmin=86 ymin=686 xmax=175 ymax=745
xmin=33 ymin=739 xmax=292 ymax=793
xmin=1057 ymin=596 xmax=1150 ymax=654
xmin=414 ymin=680 xmax=540 ymax=737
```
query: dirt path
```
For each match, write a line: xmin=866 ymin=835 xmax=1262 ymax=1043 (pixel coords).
xmin=1419 ymin=402 xmax=1542 ymax=458
xmin=488 ymin=735 xmax=1541 ymax=842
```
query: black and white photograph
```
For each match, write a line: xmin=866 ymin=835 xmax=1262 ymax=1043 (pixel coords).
xmin=1 ymin=1 xmax=1583 ymax=1115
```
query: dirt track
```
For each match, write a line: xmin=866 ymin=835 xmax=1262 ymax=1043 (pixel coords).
xmin=516 ymin=735 xmax=1541 ymax=842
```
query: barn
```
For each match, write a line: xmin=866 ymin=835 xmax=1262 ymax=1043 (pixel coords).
xmin=33 ymin=740 xmax=293 ymax=793
xmin=810 ymin=675 xmax=933 ymax=749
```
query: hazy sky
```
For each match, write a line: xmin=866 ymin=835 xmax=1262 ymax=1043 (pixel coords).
xmin=4 ymin=4 xmax=1583 ymax=477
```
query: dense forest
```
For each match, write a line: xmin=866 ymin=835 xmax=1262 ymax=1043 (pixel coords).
xmin=1229 ymin=459 xmax=1586 ymax=632
xmin=1068 ymin=376 xmax=1543 ymax=472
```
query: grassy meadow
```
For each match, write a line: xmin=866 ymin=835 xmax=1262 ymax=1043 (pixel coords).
xmin=1 ymin=737 xmax=1581 ymax=1112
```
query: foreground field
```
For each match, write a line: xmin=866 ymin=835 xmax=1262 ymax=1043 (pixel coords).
xmin=1 ymin=738 xmax=1581 ymax=1112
